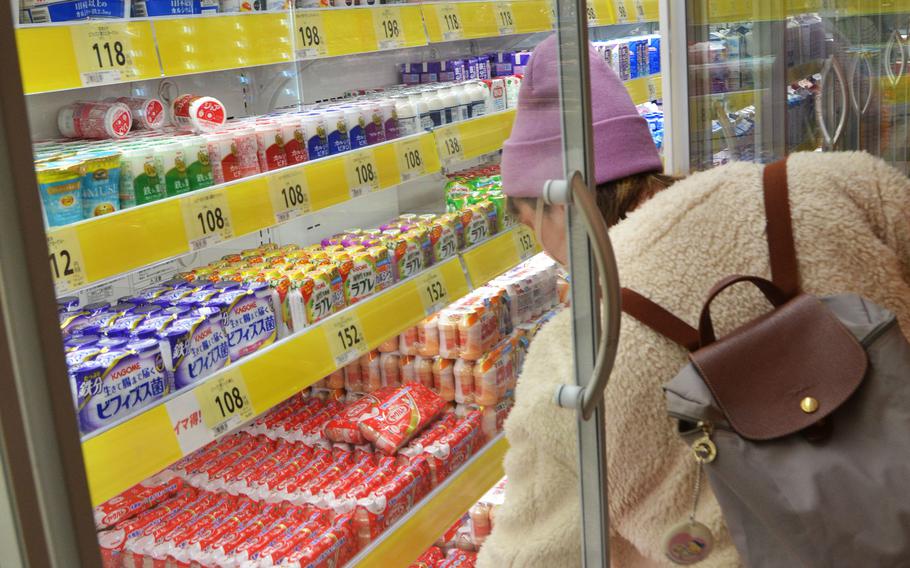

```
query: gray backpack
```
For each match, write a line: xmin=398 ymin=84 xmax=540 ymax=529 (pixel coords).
xmin=621 ymin=159 xmax=910 ymax=567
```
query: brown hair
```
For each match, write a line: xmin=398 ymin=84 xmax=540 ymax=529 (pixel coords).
xmin=507 ymin=171 xmax=679 ymax=227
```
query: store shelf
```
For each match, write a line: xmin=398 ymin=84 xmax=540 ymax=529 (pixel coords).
xmin=45 ymin=131 xmax=442 ymax=294
xmin=351 ymin=435 xmax=509 ymax=568
xmin=422 ymin=0 xmax=553 ymax=43
xmin=79 ymin=227 xmax=534 ymax=505
xmin=625 ymin=74 xmax=662 ymax=105
xmin=693 ymin=0 xmax=909 ymax=25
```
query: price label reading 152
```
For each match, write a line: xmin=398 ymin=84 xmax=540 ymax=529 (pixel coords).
xmin=514 ymin=226 xmax=537 ymax=260
xmin=325 ymin=313 xmax=369 ymax=367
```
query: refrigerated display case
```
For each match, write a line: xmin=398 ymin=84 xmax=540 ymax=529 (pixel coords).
xmin=663 ymin=0 xmax=910 ymax=175
xmin=0 ymin=0 xmax=655 ymax=565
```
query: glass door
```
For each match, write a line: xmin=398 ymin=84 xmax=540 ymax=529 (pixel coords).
xmin=0 ymin=0 xmax=642 ymax=561
xmin=665 ymin=0 xmax=909 ymax=174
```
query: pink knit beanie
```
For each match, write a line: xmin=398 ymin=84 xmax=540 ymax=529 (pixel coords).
xmin=501 ymin=34 xmax=663 ymax=197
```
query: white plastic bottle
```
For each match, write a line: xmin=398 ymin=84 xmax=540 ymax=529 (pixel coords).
xmin=467 ymin=82 xmax=487 ymax=118
xmin=454 ymin=84 xmax=472 ymax=121
xmin=414 ymin=95 xmax=434 ymax=131
xmin=422 ymin=90 xmax=444 ymax=128
xmin=439 ymin=87 xmax=459 ymax=125
xmin=395 ymin=98 xmax=419 ymax=136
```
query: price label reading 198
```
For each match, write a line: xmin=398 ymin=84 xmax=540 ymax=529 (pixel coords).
xmin=373 ymin=7 xmax=406 ymax=50
xmin=295 ymin=11 xmax=328 ymax=58
xmin=615 ymin=0 xmax=629 ymax=22
xmin=438 ymin=6 xmax=464 ymax=41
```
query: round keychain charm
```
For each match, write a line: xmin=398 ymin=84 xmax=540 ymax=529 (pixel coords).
xmin=663 ymin=520 xmax=714 ymax=565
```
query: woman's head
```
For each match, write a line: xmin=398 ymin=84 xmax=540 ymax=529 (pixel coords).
xmin=500 ymin=34 xmax=665 ymax=262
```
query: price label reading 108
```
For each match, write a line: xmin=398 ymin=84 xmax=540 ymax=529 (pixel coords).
xmin=355 ymin=162 xmax=376 ymax=187
xmin=282 ymin=184 xmax=307 ymax=208
xmin=197 ymin=207 xmax=226 ymax=235
xmin=214 ymin=386 xmax=245 ymax=419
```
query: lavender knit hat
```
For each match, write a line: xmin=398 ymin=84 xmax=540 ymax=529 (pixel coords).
xmin=501 ymin=34 xmax=662 ymax=197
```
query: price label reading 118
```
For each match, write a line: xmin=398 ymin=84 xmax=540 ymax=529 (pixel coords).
xmin=438 ymin=6 xmax=464 ymax=41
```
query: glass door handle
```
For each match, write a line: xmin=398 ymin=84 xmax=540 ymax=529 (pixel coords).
xmin=550 ymin=172 xmax=621 ymax=421
xmin=816 ymin=55 xmax=848 ymax=148
xmin=849 ymin=53 xmax=874 ymax=116
xmin=885 ymin=29 xmax=906 ymax=87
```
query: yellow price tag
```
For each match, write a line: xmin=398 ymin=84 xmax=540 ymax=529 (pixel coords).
xmin=438 ymin=5 xmax=464 ymax=41
xmin=47 ymin=227 xmax=87 ymax=294
xmin=295 ymin=10 xmax=328 ymax=59
xmin=324 ymin=312 xmax=368 ymax=367
xmin=647 ymin=77 xmax=658 ymax=101
xmin=397 ymin=137 xmax=426 ymax=181
xmin=194 ymin=369 xmax=255 ymax=436
xmin=345 ymin=149 xmax=380 ymax=199
xmin=181 ymin=189 xmax=234 ymax=252
xmin=615 ymin=0 xmax=630 ymax=22
xmin=513 ymin=225 xmax=537 ymax=261
xmin=373 ymin=7 xmax=406 ymax=50
xmin=632 ymin=0 xmax=646 ymax=20
xmin=70 ymin=23 xmax=144 ymax=86
xmin=416 ymin=268 xmax=450 ymax=316
xmin=435 ymin=125 xmax=464 ymax=164
xmin=586 ymin=3 xmax=599 ymax=24
xmin=495 ymin=2 xmax=516 ymax=35
xmin=269 ymin=167 xmax=311 ymax=224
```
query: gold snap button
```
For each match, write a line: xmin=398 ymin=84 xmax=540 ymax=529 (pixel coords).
xmin=800 ymin=397 xmax=819 ymax=414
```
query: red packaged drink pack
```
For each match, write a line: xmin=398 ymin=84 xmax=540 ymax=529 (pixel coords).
xmin=438 ymin=549 xmax=478 ymax=567
xmin=426 ymin=412 xmax=486 ymax=485
xmin=224 ymin=440 xmax=301 ymax=494
xmin=354 ymin=458 xmax=432 ymax=546
xmin=410 ymin=546 xmax=446 ymax=568
xmin=324 ymin=387 xmax=395 ymax=444
xmin=359 ymin=384 xmax=446 ymax=454
xmin=235 ymin=508 xmax=326 ymax=564
xmin=281 ymin=514 xmax=360 ymax=568
xmin=290 ymin=450 xmax=356 ymax=498
xmin=94 ymin=471 xmax=183 ymax=529
xmin=397 ymin=411 xmax=459 ymax=465
xmin=252 ymin=446 xmax=329 ymax=497
xmin=244 ymin=442 xmax=314 ymax=495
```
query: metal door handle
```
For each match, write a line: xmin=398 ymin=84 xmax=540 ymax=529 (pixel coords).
xmin=550 ymin=172 xmax=621 ymax=420
xmin=849 ymin=53 xmax=874 ymax=116
xmin=816 ymin=55 xmax=848 ymax=148
xmin=885 ymin=29 xmax=906 ymax=87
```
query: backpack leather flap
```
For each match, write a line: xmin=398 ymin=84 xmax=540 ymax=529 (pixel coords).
xmin=690 ymin=293 xmax=868 ymax=440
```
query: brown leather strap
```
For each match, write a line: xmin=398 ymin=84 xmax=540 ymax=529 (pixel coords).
xmin=762 ymin=159 xmax=801 ymax=299
xmin=698 ymin=275 xmax=789 ymax=346
xmin=621 ymin=288 xmax=700 ymax=351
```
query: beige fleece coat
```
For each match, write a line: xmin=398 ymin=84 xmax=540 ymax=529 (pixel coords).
xmin=477 ymin=152 xmax=910 ymax=568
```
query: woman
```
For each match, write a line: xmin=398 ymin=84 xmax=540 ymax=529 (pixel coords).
xmin=477 ymin=35 xmax=910 ymax=567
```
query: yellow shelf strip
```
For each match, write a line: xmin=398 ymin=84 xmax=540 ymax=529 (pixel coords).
xmin=351 ymin=435 xmax=509 ymax=568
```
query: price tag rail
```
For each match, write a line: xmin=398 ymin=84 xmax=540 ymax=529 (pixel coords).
xmin=16 ymin=1 xmax=660 ymax=94
xmin=80 ymin=226 xmax=534 ymax=506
